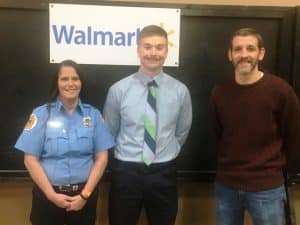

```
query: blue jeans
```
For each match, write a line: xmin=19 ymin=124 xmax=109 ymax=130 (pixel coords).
xmin=215 ymin=182 xmax=287 ymax=225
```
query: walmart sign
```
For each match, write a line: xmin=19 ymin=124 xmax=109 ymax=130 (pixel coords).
xmin=49 ymin=4 xmax=180 ymax=66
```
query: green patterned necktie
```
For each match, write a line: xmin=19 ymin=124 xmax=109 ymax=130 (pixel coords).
xmin=142 ymin=80 xmax=157 ymax=165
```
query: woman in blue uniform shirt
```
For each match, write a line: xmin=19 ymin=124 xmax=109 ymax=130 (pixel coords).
xmin=15 ymin=60 xmax=115 ymax=225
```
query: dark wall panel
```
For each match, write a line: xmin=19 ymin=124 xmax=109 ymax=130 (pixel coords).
xmin=0 ymin=4 xmax=296 ymax=179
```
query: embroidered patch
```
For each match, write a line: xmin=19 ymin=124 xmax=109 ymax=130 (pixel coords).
xmin=24 ymin=114 xmax=37 ymax=131
xmin=83 ymin=116 xmax=92 ymax=127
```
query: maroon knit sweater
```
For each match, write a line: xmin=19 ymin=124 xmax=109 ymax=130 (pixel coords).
xmin=209 ymin=73 xmax=300 ymax=191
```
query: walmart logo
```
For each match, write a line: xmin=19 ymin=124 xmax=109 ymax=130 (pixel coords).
xmin=51 ymin=25 xmax=140 ymax=46
xmin=51 ymin=23 xmax=176 ymax=47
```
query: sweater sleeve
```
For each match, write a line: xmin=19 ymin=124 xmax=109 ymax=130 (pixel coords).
xmin=281 ymin=87 xmax=300 ymax=176
xmin=208 ymin=87 xmax=223 ymax=144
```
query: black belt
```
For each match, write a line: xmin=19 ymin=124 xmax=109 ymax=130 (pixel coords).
xmin=53 ymin=182 xmax=85 ymax=193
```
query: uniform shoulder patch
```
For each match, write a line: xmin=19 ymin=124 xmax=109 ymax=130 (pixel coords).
xmin=24 ymin=113 xmax=37 ymax=131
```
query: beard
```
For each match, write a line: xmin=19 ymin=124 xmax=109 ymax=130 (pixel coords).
xmin=233 ymin=57 xmax=259 ymax=76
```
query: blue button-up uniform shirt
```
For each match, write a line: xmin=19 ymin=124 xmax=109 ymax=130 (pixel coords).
xmin=103 ymin=70 xmax=192 ymax=163
xmin=15 ymin=98 xmax=115 ymax=185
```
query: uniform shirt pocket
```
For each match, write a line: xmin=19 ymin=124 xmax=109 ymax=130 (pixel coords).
xmin=44 ymin=129 xmax=68 ymax=157
xmin=76 ymin=128 xmax=94 ymax=154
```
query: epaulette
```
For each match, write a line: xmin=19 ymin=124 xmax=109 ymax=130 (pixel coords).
xmin=45 ymin=102 xmax=55 ymax=108
xmin=82 ymin=103 xmax=92 ymax=108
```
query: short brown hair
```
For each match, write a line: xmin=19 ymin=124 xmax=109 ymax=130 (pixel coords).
xmin=139 ymin=25 xmax=168 ymax=45
xmin=230 ymin=27 xmax=264 ymax=50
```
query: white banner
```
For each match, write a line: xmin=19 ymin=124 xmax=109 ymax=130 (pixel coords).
xmin=49 ymin=3 xmax=180 ymax=66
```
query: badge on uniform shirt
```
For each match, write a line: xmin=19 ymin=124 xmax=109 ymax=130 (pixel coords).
xmin=83 ymin=116 xmax=92 ymax=127
xmin=24 ymin=113 xmax=37 ymax=131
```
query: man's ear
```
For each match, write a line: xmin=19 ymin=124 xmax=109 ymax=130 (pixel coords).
xmin=258 ymin=47 xmax=266 ymax=61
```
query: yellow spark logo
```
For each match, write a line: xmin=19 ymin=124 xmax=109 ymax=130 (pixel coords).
xmin=160 ymin=22 xmax=175 ymax=48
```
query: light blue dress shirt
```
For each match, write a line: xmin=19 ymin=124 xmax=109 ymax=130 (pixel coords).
xmin=103 ymin=70 xmax=192 ymax=163
xmin=15 ymin=98 xmax=115 ymax=185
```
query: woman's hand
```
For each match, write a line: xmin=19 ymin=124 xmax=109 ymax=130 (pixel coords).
xmin=48 ymin=192 xmax=73 ymax=209
xmin=66 ymin=195 xmax=86 ymax=211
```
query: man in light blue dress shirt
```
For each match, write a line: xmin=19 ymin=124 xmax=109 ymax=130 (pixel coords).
xmin=104 ymin=25 xmax=192 ymax=225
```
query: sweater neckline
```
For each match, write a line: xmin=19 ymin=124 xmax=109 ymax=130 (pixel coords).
xmin=233 ymin=72 xmax=266 ymax=89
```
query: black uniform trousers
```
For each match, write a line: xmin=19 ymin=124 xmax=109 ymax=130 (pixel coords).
xmin=109 ymin=159 xmax=178 ymax=225
xmin=30 ymin=183 xmax=98 ymax=225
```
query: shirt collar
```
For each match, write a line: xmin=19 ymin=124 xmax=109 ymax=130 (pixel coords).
xmin=135 ymin=69 xmax=164 ymax=87
xmin=55 ymin=97 xmax=84 ymax=115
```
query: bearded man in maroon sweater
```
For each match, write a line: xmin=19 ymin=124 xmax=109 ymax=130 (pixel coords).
xmin=209 ymin=27 xmax=300 ymax=225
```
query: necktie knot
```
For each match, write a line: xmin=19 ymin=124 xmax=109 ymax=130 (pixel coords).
xmin=148 ymin=80 xmax=157 ymax=87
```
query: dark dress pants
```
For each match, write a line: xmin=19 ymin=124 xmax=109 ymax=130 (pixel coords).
xmin=30 ymin=184 xmax=98 ymax=225
xmin=109 ymin=159 xmax=178 ymax=225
